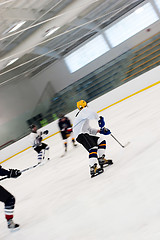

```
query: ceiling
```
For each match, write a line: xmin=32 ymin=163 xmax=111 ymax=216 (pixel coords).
xmin=0 ymin=0 xmax=145 ymax=85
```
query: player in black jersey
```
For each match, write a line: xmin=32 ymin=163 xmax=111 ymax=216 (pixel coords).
xmin=0 ymin=165 xmax=21 ymax=230
xmin=58 ymin=115 xmax=77 ymax=152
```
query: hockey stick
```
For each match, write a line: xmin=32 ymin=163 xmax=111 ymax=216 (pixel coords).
xmin=0 ymin=163 xmax=40 ymax=181
xmin=21 ymin=163 xmax=40 ymax=173
xmin=0 ymin=176 xmax=8 ymax=181
xmin=110 ymin=133 xmax=130 ymax=148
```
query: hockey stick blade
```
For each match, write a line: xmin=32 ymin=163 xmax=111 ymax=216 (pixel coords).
xmin=122 ymin=141 xmax=130 ymax=148
xmin=110 ymin=134 xmax=130 ymax=148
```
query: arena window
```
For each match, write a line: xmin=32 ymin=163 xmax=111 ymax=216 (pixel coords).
xmin=104 ymin=3 xmax=159 ymax=47
xmin=64 ymin=35 xmax=110 ymax=73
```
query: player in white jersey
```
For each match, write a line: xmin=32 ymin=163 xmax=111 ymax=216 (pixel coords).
xmin=73 ymin=100 xmax=113 ymax=177
xmin=29 ymin=124 xmax=50 ymax=164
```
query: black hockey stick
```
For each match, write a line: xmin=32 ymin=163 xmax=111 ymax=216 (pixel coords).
xmin=110 ymin=133 xmax=130 ymax=148
xmin=0 ymin=163 xmax=40 ymax=181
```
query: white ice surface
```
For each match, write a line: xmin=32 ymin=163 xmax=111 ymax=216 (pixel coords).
xmin=0 ymin=84 xmax=160 ymax=240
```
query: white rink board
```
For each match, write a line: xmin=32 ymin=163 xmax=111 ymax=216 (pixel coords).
xmin=0 ymin=66 xmax=160 ymax=162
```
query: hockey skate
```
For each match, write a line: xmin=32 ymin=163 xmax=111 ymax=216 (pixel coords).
xmin=64 ymin=142 xmax=67 ymax=152
xmin=7 ymin=219 xmax=20 ymax=231
xmin=90 ymin=163 xmax=104 ymax=178
xmin=72 ymin=139 xmax=77 ymax=147
xmin=98 ymin=155 xmax=113 ymax=168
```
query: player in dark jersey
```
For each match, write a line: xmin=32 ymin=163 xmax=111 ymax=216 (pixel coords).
xmin=0 ymin=165 xmax=21 ymax=230
xmin=58 ymin=115 xmax=77 ymax=152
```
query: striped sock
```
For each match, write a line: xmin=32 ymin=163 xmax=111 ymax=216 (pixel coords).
xmin=38 ymin=150 xmax=43 ymax=163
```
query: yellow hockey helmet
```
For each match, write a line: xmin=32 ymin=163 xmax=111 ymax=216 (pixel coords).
xmin=77 ymin=100 xmax=87 ymax=110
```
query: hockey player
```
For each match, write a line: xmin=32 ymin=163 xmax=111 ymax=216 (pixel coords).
xmin=58 ymin=115 xmax=77 ymax=152
xmin=73 ymin=100 xmax=113 ymax=177
xmin=0 ymin=165 xmax=21 ymax=230
xmin=29 ymin=124 xmax=50 ymax=164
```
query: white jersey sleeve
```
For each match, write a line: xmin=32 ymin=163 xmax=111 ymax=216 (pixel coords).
xmin=73 ymin=107 xmax=99 ymax=139
xmin=29 ymin=130 xmax=42 ymax=148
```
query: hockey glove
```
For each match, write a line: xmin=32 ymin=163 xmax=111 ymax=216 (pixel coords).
xmin=8 ymin=169 xmax=21 ymax=178
xmin=98 ymin=116 xmax=105 ymax=128
xmin=43 ymin=130 xmax=49 ymax=135
xmin=100 ymin=127 xmax=111 ymax=135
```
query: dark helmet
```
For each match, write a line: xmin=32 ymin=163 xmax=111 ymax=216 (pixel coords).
xmin=30 ymin=124 xmax=36 ymax=130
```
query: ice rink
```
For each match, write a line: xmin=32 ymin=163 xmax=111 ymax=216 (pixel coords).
xmin=0 ymin=83 xmax=160 ymax=240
